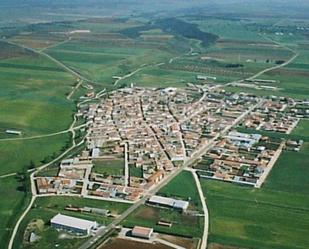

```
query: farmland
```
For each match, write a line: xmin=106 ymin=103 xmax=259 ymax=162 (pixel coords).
xmin=0 ymin=4 xmax=309 ymax=249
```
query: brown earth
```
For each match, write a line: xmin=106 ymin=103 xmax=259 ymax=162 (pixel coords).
xmin=99 ymin=238 xmax=173 ymax=249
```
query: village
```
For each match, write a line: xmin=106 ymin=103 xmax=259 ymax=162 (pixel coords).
xmin=30 ymin=85 xmax=306 ymax=247
xmin=34 ymin=86 xmax=303 ymax=201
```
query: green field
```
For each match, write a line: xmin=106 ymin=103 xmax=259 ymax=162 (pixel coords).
xmin=0 ymin=133 xmax=71 ymax=175
xmin=291 ymin=119 xmax=309 ymax=137
xmin=0 ymin=175 xmax=31 ymax=249
xmin=93 ymin=159 xmax=124 ymax=176
xmin=14 ymin=196 xmax=130 ymax=249
xmin=158 ymin=171 xmax=202 ymax=211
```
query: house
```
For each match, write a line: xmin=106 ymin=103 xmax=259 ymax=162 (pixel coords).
xmin=50 ymin=213 xmax=98 ymax=235
xmin=131 ymin=226 xmax=153 ymax=239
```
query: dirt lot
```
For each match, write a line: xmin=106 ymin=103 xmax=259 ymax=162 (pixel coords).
xmin=159 ymin=234 xmax=199 ymax=249
xmin=99 ymin=238 xmax=173 ymax=249
xmin=208 ymin=243 xmax=248 ymax=249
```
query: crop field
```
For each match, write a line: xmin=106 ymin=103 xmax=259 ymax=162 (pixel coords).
xmin=263 ymin=143 xmax=309 ymax=195
xmin=291 ymin=119 xmax=309 ymax=137
xmin=202 ymin=179 xmax=309 ymax=249
xmin=14 ymin=196 xmax=131 ymax=249
xmin=0 ymin=51 xmax=75 ymax=137
xmin=223 ymin=23 xmax=309 ymax=100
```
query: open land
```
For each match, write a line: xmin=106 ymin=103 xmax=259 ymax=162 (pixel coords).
xmin=0 ymin=7 xmax=309 ymax=249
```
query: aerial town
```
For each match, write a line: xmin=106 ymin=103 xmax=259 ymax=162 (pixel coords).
xmin=35 ymin=86 xmax=303 ymax=202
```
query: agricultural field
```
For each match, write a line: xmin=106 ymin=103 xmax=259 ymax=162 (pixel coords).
xmin=202 ymin=179 xmax=309 ymax=249
xmin=0 ymin=50 xmax=76 ymax=138
xmin=14 ymin=196 xmax=131 ymax=249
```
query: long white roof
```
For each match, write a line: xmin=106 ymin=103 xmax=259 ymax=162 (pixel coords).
xmin=51 ymin=213 xmax=97 ymax=230
xmin=148 ymin=195 xmax=189 ymax=209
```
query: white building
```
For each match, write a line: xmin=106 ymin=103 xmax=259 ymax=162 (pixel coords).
xmin=51 ymin=213 xmax=98 ymax=235
xmin=148 ymin=195 xmax=189 ymax=211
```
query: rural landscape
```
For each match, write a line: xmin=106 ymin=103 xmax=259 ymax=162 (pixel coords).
xmin=0 ymin=1 xmax=309 ymax=249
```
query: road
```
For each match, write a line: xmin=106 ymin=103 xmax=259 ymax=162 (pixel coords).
xmin=78 ymin=99 xmax=262 ymax=249
xmin=186 ymin=168 xmax=209 ymax=249
xmin=255 ymin=142 xmax=285 ymax=188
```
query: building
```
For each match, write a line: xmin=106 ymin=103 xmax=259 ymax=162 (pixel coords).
xmin=50 ymin=213 xmax=98 ymax=235
xmin=131 ymin=226 xmax=153 ymax=239
xmin=148 ymin=195 xmax=189 ymax=211
xmin=5 ymin=130 xmax=22 ymax=135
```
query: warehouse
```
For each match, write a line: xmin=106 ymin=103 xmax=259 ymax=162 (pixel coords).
xmin=148 ymin=195 xmax=189 ymax=211
xmin=50 ymin=213 xmax=98 ymax=235
xmin=131 ymin=226 xmax=153 ymax=239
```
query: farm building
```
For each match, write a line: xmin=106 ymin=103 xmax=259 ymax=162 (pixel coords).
xmin=50 ymin=213 xmax=98 ymax=235
xmin=131 ymin=226 xmax=153 ymax=239
xmin=148 ymin=195 xmax=189 ymax=211
xmin=5 ymin=130 xmax=22 ymax=135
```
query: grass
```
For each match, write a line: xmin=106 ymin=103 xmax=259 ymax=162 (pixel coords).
xmin=291 ymin=119 xmax=309 ymax=137
xmin=158 ymin=171 xmax=202 ymax=211
xmin=203 ymin=120 xmax=309 ymax=249
xmin=14 ymin=196 xmax=131 ymax=249
xmin=93 ymin=159 xmax=124 ymax=176
xmin=263 ymin=143 xmax=309 ymax=195
xmin=0 ymin=133 xmax=71 ymax=175
xmin=202 ymin=180 xmax=309 ymax=249
xmin=0 ymin=175 xmax=31 ymax=249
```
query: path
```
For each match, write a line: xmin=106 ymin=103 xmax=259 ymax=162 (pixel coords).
xmin=0 ymin=124 xmax=86 ymax=142
xmin=67 ymin=79 xmax=83 ymax=100
xmin=255 ymin=142 xmax=285 ymax=188
xmin=186 ymin=168 xmax=209 ymax=249
xmin=1 ymin=39 xmax=96 ymax=84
